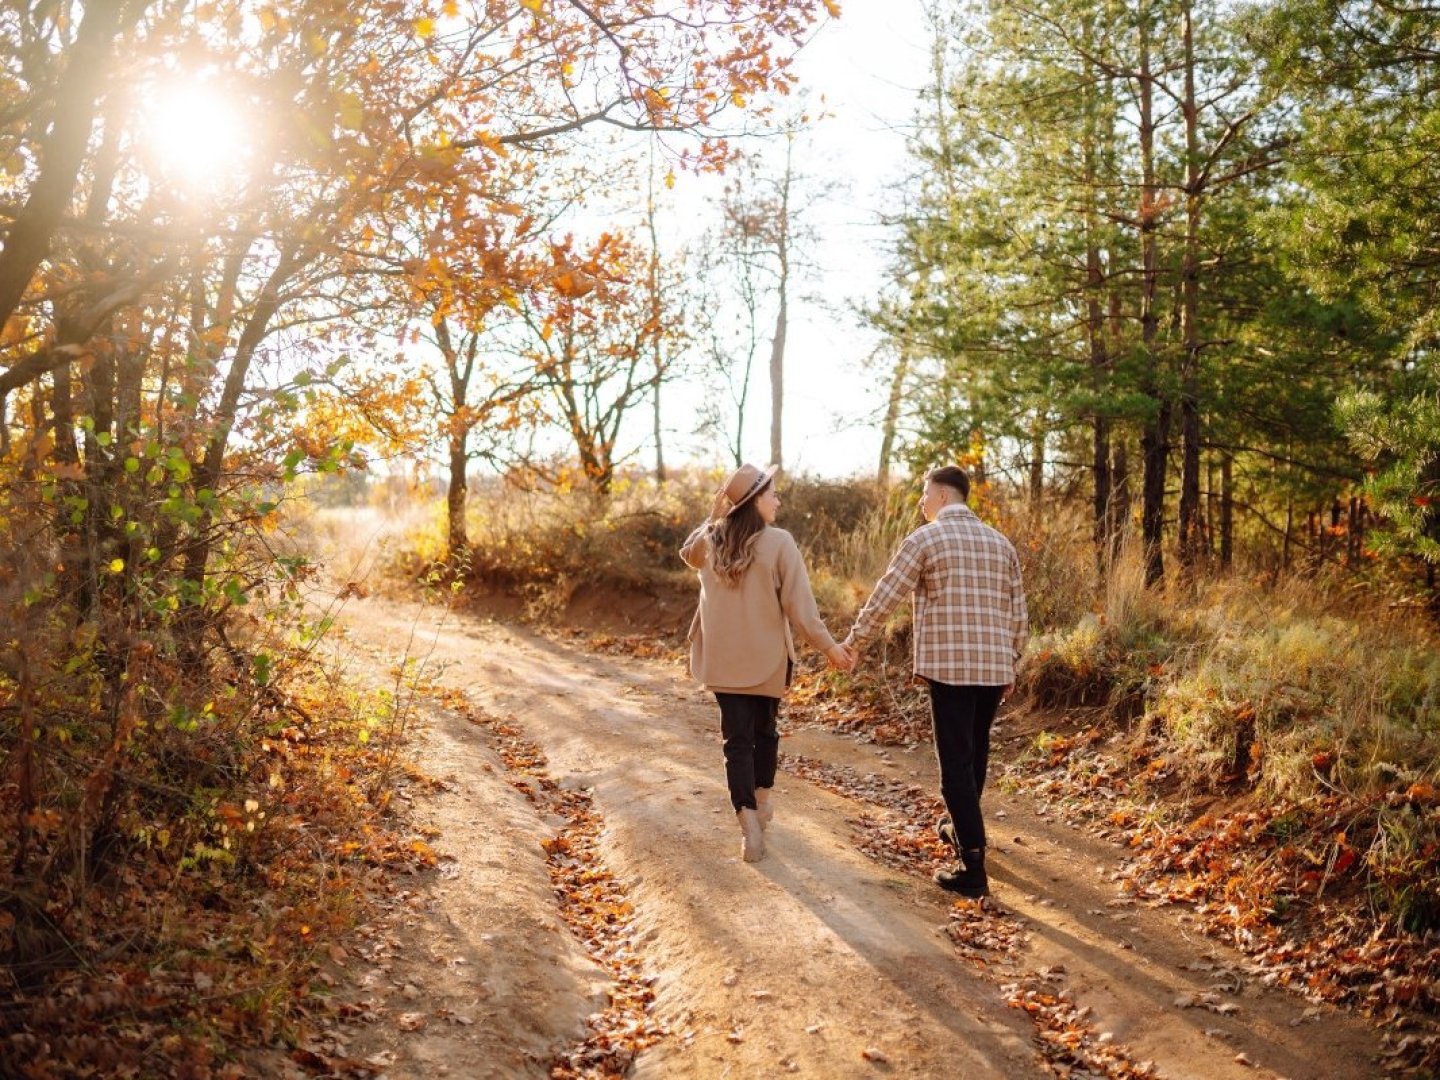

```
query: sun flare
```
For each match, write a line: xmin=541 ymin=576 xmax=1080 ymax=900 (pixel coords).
xmin=141 ymin=79 xmax=255 ymax=196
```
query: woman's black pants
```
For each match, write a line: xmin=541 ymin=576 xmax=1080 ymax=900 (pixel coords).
xmin=927 ymin=681 xmax=1005 ymax=852
xmin=714 ymin=692 xmax=780 ymax=812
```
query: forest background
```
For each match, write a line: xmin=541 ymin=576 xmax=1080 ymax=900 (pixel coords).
xmin=1 ymin=0 xmax=1439 ymax=1076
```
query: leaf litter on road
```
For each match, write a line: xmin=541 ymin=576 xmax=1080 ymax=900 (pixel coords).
xmin=998 ymin=716 xmax=1440 ymax=1076
xmin=778 ymin=750 xmax=1162 ymax=1078
xmin=430 ymin=685 xmax=669 ymax=1079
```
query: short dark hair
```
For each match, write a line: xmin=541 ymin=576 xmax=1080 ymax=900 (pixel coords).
xmin=925 ymin=465 xmax=970 ymax=501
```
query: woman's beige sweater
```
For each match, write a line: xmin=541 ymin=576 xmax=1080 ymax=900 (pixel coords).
xmin=680 ymin=523 xmax=837 ymax=697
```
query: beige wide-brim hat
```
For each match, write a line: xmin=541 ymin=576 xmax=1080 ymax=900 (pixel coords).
xmin=720 ymin=463 xmax=780 ymax=516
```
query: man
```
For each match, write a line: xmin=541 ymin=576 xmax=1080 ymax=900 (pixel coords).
xmin=843 ymin=465 xmax=1027 ymax=897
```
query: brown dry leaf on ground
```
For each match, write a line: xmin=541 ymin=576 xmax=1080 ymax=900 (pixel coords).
xmin=1000 ymin=715 xmax=1440 ymax=1076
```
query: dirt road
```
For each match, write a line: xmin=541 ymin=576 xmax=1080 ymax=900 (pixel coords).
xmin=319 ymin=594 xmax=1385 ymax=1079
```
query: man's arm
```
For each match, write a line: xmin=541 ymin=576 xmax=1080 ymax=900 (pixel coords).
xmin=1009 ymin=546 xmax=1029 ymax=670
xmin=846 ymin=533 xmax=926 ymax=648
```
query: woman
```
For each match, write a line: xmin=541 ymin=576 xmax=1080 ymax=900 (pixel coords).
xmin=680 ymin=463 xmax=853 ymax=863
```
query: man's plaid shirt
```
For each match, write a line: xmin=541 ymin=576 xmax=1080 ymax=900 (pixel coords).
xmin=849 ymin=503 xmax=1027 ymax=686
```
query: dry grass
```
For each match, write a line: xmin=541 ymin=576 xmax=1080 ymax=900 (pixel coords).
xmin=1015 ymin=505 xmax=1440 ymax=929
xmin=344 ymin=475 xmax=1439 ymax=803
xmin=308 ymin=469 xmax=907 ymax=623
xmin=1028 ymin=537 xmax=1439 ymax=789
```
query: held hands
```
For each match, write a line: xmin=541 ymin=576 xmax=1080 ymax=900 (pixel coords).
xmin=825 ymin=641 xmax=856 ymax=673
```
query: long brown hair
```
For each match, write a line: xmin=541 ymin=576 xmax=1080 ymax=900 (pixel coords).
xmin=709 ymin=481 xmax=771 ymax=585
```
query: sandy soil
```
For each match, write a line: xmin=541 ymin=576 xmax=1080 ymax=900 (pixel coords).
xmin=315 ymin=593 xmax=1388 ymax=1079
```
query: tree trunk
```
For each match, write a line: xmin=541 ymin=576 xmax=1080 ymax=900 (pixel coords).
xmin=1220 ymin=451 xmax=1233 ymax=568
xmin=1110 ymin=438 xmax=1130 ymax=561
xmin=645 ymin=147 xmax=667 ymax=483
xmin=8 ymin=654 xmax=37 ymax=880
xmin=0 ymin=0 xmax=134 ymax=331
xmin=584 ymin=445 xmax=614 ymax=495
xmin=1079 ymin=14 xmax=1114 ymax=576
xmin=1029 ymin=425 xmax=1045 ymax=518
xmin=1176 ymin=0 xmax=1204 ymax=574
xmin=76 ymin=339 xmax=119 ymax=617
xmin=1204 ymin=454 xmax=1216 ymax=556
xmin=652 ymin=381 xmax=665 ymax=483
xmin=1177 ymin=401 xmax=1200 ymax=565
xmin=768 ymin=269 xmax=787 ymax=470
xmin=1136 ymin=1 xmax=1167 ymax=587
xmin=435 ymin=320 xmax=478 ymax=559
xmin=768 ymin=137 xmax=794 ymax=471
xmin=1282 ymin=492 xmax=1294 ymax=573
xmin=181 ymin=248 xmax=306 ymax=627
xmin=878 ymin=345 xmax=911 ymax=486
xmin=1106 ymin=286 xmax=1129 ymax=565
xmin=447 ymin=429 xmax=469 ymax=558
xmin=1084 ymin=210 xmax=1112 ymax=569
xmin=1347 ymin=495 xmax=1362 ymax=565
xmin=52 ymin=352 xmax=78 ymax=466
xmin=1093 ymin=413 xmax=1112 ymax=569
xmin=1140 ymin=406 xmax=1171 ymax=584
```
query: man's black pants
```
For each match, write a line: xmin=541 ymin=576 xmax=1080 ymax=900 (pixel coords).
xmin=926 ymin=681 xmax=1005 ymax=851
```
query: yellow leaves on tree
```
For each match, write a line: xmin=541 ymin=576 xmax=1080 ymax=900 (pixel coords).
xmin=551 ymin=270 xmax=597 ymax=300
xmin=313 ymin=372 xmax=432 ymax=461
xmin=506 ymin=230 xmax=693 ymax=492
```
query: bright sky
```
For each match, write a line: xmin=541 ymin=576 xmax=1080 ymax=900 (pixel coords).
xmin=775 ymin=0 xmax=930 ymax=478
xmin=360 ymin=3 xmax=935 ymax=486
xmin=651 ymin=1 xmax=932 ymax=481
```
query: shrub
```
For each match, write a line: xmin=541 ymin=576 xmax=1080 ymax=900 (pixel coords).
xmin=998 ymin=498 xmax=1098 ymax=635
xmin=1367 ymin=794 xmax=1440 ymax=933
xmin=777 ymin=476 xmax=886 ymax=562
xmin=1142 ymin=581 xmax=1440 ymax=799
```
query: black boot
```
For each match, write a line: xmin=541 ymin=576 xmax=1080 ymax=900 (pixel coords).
xmin=934 ymin=848 xmax=987 ymax=897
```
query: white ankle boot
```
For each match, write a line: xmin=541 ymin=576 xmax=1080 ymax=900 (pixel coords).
xmin=755 ymin=787 xmax=774 ymax=831
xmin=737 ymin=807 xmax=766 ymax=862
